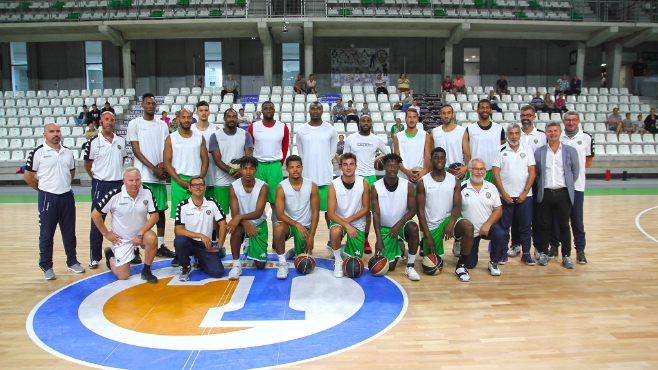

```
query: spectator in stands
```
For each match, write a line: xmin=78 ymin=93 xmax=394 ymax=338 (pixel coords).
xmin=221 ymin=74 xmax=239 ymax=103
xmin=441 ymin=76 xmax=452 ymax=98
xmin=237 ymin=108 xmax=251 ymax=129
xmin=635 ymin=114 xmax=645 ymax=134
xmin=495 ymin=74 xmax=510 ymax=99
xmin=554 ymin=93 xmax=568 ymax=113
xmin=335 ymin=134 xmax=345 ymax=162
xmin=397 ymin=73 xmax=411 ymax=93
xmin=390 ymin=118 xmax=404 ymax=146
xmin=161 ymin=111 xmax=170 ymax=126
xmin=543 ymin=93 xmax=557 ymax=114
xmin=621 ymin=113 xmax=636 ymax=134
xmin=85 ymin=122 xmax=99 ymax=140
xmin=345 ymin=100 xmax=359 ymax=123
xmin=306 ymin=74 xmax=317 ymax=94
xmin=569 ymin=75 xmax=582 ymax=96
xmin=531 ymin=92 xmax=546 ymax=112
xmin=360 ymin=102 xmax=371 ymax=117
xmin=375 ymin=74 xmax=388 ymax=95
xmin=644 ymin=108 xmax=657 ymax=134
xmin=631 ymin=57 xmax=647 ymax=96
xmin=101 ymin=102 xmax=115 ymax=115
xmin=608 ymin=107 xmax=623 ymax=134
xmin=400 ymin=91 xmax=413 ymax=112
xmin=487 ymin=90 xmax=503 ymax=113
xmin=410 ymin=99 xmax=420 ymax=114
xmin=332 ymin=99 xmax=346 ymax=124
xmin=252 ymin=111 xmax=262 ymax=123
xmin=554 ymin=74 xmax=570 ymax=97
xmin=73 ymin=105 xmax=88 ymax=126
xmin=87 ymin=104 xmax=101 ymax=128
xmin=294 ymin=74 xmax=305 ymax=95
xmin=452 ymin=73 xmax=467 ymax=94
xmin=169 ymin=111 xmax=180 ymax=133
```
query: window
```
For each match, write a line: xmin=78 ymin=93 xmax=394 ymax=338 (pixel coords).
xmin=85 ymin=41 xmax=103 ymax=90
xmin=205 ymin=42 xmax=222 ymax=88
xmin=282 ymin=43 xmax=300 ymax=87
xmin=10 ymin=42 xmax=28 ymax=93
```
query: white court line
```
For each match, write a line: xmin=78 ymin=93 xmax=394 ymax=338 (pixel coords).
xmin=635 ymin=206 xmax=658 ymax=244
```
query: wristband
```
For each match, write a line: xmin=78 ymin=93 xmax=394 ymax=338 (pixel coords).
xmin=229 ymin=168 xmax=235 ymax=175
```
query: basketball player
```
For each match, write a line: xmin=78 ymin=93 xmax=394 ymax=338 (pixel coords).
xmin=209 ymin=108 xmax=254 ymax=213
xmin=173 ymin=175 xmax=227 ymax=281
xmin=191 ymin=101 xmax=219 ymax=198
xmin=273 ymin=155 xmax=320 ymax=260
xmin=463 ymin=99 xmax=506 ymax=183
xmin=247 ymin=101 xmax=289 ymax=222
xmin=343 ymin=115 xmax=390 ymax=254
xmin=371 ymin=153 xmax=421 ymax=281
xmin=127 ymin=93 xmax=175 ymax=259
xmin=416 ymin=147 xmax=475 ymax=282
xmin=25 ymin=123 xmax=84 ymax=280
xmin=91 ymin=167 xmax=158 ymax=284
xmin=432 ymin=105 xmax=470 ymax=179
xmin=393 ymin=108 xmax=432 ymax=184
xmin=83 ymin=111 xmax=130 ymax=269
xmin=327 ymin=152 xmax=371 ymax=278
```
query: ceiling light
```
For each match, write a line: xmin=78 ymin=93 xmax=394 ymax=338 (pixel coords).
xmin=472 ymin=55 xmax=476 ymax=58
xmin=601 ymin=63 xmax=606 ymax=66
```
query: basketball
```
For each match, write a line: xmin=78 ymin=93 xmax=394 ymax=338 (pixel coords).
xmin=368 ymin=255 xmax=389 ymax=277
xmin=411 ymin=166 xmax=424 ymax=174
xmin=421 ymin=254 xmax=443 ymax=275
xmin=294 ymin=254 xmax=316 ymax=274
xmin=447 ymin=162 xmax=463 ymax=176
xmin=229 ymin=158 xmax=241 ymax=170
xmin=374 ymin=153 xmax=386 ymax=171
xmin=342 ymin=256 xmax=364 ymax=278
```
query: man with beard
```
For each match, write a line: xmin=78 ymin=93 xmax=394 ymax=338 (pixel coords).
xmin=492 ymin=123 xmax=536 ymax=266
xmin=463 ymin=100 xmax=506 ymax=184
xmin=432 ymin=104 xmax=470 ymax=179
xmin=393 ymin=108 xmax=432 ymax=185
xmin=343 ymin=115 xmax=390 ymax=254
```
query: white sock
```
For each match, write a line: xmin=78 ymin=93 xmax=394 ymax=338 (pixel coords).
xmin=158 ymin=237 xmax=164 ymax=246
xmin=408 ymin=255 xmax=416 ymax=265
xmin=244 ymin=238 xmax=250 ymax=248
xmin=233 ymin=260 xmax=240 ymax=267
xmin=278 ymin=254 xmax=286 ymax=264
xmin=333 ymin=249 xmax=342 ymax=261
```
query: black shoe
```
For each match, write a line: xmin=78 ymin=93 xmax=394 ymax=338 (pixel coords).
xmin=171 ymin=254 xmax=180 ymax=267
xmin=141 ymin=267 xmax=158 ymax=284
xmin=104 ymin=247 xmax=114 ymax=270
xmin=156 ymin=244 xmax=175 ymax=258
xmin=577 ymin=251 xmax=587 ymax=264
xmin=549 ymin=245 xmax=559 ymax=259
xmin=131 ymin=247 xmax=142 ymax=264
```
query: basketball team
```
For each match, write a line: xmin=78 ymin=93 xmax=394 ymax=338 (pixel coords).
xmin=25 ymin=94 xmax=593 ymax=283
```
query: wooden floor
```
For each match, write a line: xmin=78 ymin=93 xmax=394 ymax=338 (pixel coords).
xmin=2 ymin=195 xmax=658 ymax=369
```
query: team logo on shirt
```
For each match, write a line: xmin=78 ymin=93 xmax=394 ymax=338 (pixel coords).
xmin=486 ymin=192 xmax=491 ymax=199
xmin=534 ymin=139 xmax=539 ymax=144
xmin=143 ymin=200 xmax=148 ymax=205
xmin=578 ymin=141 xmax=582 ymax=145
xmin=520 ymin=153 xmax=526 ymax=159
xmin=206 ymin=210 xmax=211 ymax=215
xmin=117 ymin=145 xmax=122 ymax=150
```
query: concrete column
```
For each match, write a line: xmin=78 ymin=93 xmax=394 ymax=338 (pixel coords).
xmin=569 ymin=42 xmax=586 ymax=84
xmin=122 ymin=41 xmax=134 ymax=89
xmin=303 ymin=21 xmax=313 ymax=79
xmin=263 ymin=43 xmax=273 ymax=87
xmin=442 ymin=40 xmax=453 ymax=81
xmin=605 ymin=41 xmax=622 ymax=88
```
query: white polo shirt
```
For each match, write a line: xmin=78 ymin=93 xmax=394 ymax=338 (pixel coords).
xmin=461 ymin=179 xmax=502 ymax=237
xmin=96 ymin=185 xmax=157 ymax=240
xmin=127 ymin=117 xmax=169 ymax=184
xmin=83 ymin=133 xmax=127 ymax=181
xmin=521 ymin=126 xmax=547 ymax=153
xmin=343 ymin=132 xmax=390 ymax=177
xmin=174 ymin=197 xmax=226 ymax=240
xmin=296 ymin=122 xmax=338 ymax=186
xmin=492 ymin=143 xmax=536 ymax=197
xmin=25 ymin=144 xmax=75 ymax=194
xmin=560 ymin=130 xmax=593 ymax=192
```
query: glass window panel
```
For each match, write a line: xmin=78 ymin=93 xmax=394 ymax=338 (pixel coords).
xmin=282 ymin=61 xmax=300 ymax=87
xmin=205 ymin=42 xmax=222 ymax=61
xmin=85 ymin=41 xmax=103 ymax=64
xmin=10 ymin=42 xmax=27 ymax=65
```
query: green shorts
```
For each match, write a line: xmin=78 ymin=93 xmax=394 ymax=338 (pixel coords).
xmin=255 ymin=161 xmax=283 ymax=204
xmin=213 ymin=186 xmax=230 ymax=215
xmin=204 ymin=185 xmax=215 ymax=199
xmin=143 ymin=182 xmax=168 ymax=212
xmin=318 ymin=185 xmax=329 ymax=212
xmin=170 ymin=174 xmax=192 ymax=219
xmin=380 ymin=221 xmax=415 ymax=262
xmin=280 ymin=223 xmax=311 ymax=255
xmin=244 ymin=221 xmax=269 ymax=262
xmin=363 ymin=175 xmax=376 ymax=187
xmin=329 ymin=221 xmax=365 ymax=258
xmin=421 ymin=216 xmax=463 ymax=256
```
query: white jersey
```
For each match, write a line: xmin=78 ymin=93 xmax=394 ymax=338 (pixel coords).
xmin=373 ymin=177 xmax=410 ymax=228
xmin=251 ymin=120 xmax=286 ymax=162
xmin=231 ymin=178 xmax=267 ymax=226
xmin=280 ymin=178 xmax=313 ymax=228
xmin=191 ymin=123 xmax=219 ymax=187
xmin=466 ymin=122 xmax=505 ymax=170
xmin=296 ymin=121 xmax=338 ymax=186
xmin=560 ymin=130 xmax=593 ymax=192
xmin=343 ymin=132 xmax=390 ymax=177
xmin=127 ymin=117 xmax=169 ymax=184
xmin=421 ymin=172 xmax=457 ymax=230
xmin=432 ymin=124 xmax=466 ymax=165
xmin=170 ymin=131 xmax=203 ymax=176
xmin=492 ymin=143 xmax=536 ymax=197
xmin=175 ymin=196 xmax=226 ymax=241
xmin=461 ymin=180 xmax=502 ymax=237
xmin=96 ymin=184 xmax=157 ymax=239
xmin=25 ymin=144 xmax=75 ymax=194
xmin=211 ymin=128 xmax=248 ymax=186
xmin=396 ymin=130 xmax=427 ymax=180
xmin=83 ymin=133 xmax=128 ymax=181
xmin=521 ymin=126 xmax=547 ymax=153
xmin=331 ymin=176 xmax=366 ymax=231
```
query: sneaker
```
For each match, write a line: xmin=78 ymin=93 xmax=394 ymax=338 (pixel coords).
xmin=141 ymin=267 xmax=158 ymax=283
xmin=171 ymin=254 xmax=180 ymax=267
xmin=179 ymin=266 xmax=191 ymax=282
xmin=89 ymin=260 xmax=99 ymax=269
xmin=285 ymin=248 xmax=296 ymax=260
xmin=521 ymin=253 xmax=536 ymax=266
xmin=131 ymin=247 xmax=142 ymax=264
xmin=404 ymin=266 xmax=420 ymax=281
xmin=549 ymin=245 xmax=558 ymax=259
xmin=218 ymin=247 xmax=226 ymax=258
xmin=276 ymin=263 xmax=289 ymax=280
xmin=562 ymin=256 xmax=574 ymax=269
xmin=453 ymin=240 xmax=461 ymax=257
xmin=333 ymin=260 xmax=344 ymax=278
xmin=498 ymin=253 xmax=508 ymax=265
xmin=228 ymin=265 xmax=242 ymax=280
xmin=577 ymin=251 xmax=587 ymax=264
xmin=43 ymin=268 xmax=56 ymax=280
xmin=104 ymin=247 xmax=114 ymax=269
xmin=488 ymin=261 xmax=501 ymax=276
xmin=364 ymin=239 xmax=373 ymax=254
xmin=454 ymin=264 xmax=470 ymax=282
xmin=538 ymin=253 xmax=550 ymax=266
xmin=326 ymin=240 xmax=332 ymax=250
xmin=534 ymin=248 xmax=541 ymax=260
xmin=156 ymin=244 xmax=175 ymax=258
xmin=67 ymin=263 xmax=85 ymax=274
xmin=507 ymin=245 xmax=521 ymax=257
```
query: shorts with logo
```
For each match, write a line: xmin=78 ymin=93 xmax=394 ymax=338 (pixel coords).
xmin=142 ymin=182 xmax=168 ymax=211
xmin=213 ymin=186 xmax=230 ymax=216
xmin=113 ymin=239 xmax=136 ymax=268
xmin=170 ymin=174 xmax=192 ymax=219
xmin=244 ymin=221 xmax=269 ymax=262
xmin=318 ymin=185 xmax=328 ymax=212
xmin=280 ymin=223 xmax=311 ymax=255
xmin=329 ymin=221 xmax=365 ymax=258
xmin=255 ymin=161 xmax=283 ymax=203
xmin=380 ymin=220 xmax=415 ymax=262
xmin=421 ymin=216 xmax=463 ymax=256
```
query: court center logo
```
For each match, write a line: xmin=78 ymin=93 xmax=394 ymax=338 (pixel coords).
xmin=27 ymin=256 xmax=407 ymax=369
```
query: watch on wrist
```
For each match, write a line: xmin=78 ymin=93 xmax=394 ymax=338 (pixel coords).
xmin=137 ymin=234 xmax=143 ymax=239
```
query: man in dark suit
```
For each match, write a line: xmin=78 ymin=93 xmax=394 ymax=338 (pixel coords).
xmin=533 ymin=121 xmax=579 ymax=269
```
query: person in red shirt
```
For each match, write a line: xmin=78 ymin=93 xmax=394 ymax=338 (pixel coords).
xmin=442 ymin=76 xmax=453 ymax=98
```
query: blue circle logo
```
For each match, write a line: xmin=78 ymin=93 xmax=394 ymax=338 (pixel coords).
xmin=27 ymin=256 xmax=407 ymax=369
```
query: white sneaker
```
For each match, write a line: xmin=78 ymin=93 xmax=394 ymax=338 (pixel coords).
xmin=404 ymin=266 xmax=420 ymax=281
xmin=276 ymin=263 xmax=289 ymax=280
xmin=228 ymin=265 xmax=242 ymax=280
xmin=333 ymin=260 xmax=344 ymax=278
xmin=452 ymin=241 xmax=461 ymax=257
xmin=454 ymin=264 xmax=470 ymax=282
xmin=488 ymin=261 xmax=502 ymax=276
xmin=507 ymin=245 xmax=521 ymax=257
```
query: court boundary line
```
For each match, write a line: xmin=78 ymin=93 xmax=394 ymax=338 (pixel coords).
xmin=635 ymin=206 xmax=658 ymax=244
